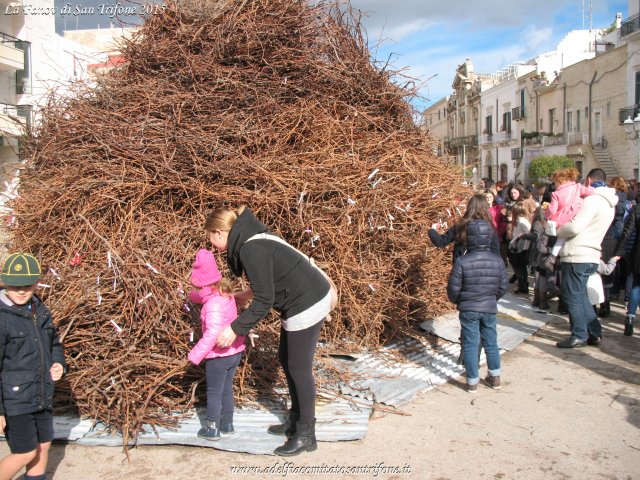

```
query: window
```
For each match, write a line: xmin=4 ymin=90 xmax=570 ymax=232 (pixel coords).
xmin=502 ymin=111 xmax=512 ymax=132
xmin=567 ymin=111 xmax=573 ymax=132
xmin=577 ymin=110 xmax=581 ymax=131
xmin=485 ymin=115 xmax=493 ymax=135
xmin=500 ymin=164 xmax=508 ymax=182
xmin=548 ymin=108 xmax=556 ymax=134
xmin=585 ymin=107 xmax=589 ymax=117
xmin=635 ymin=71 xmax=640 ymax=105
xmin=520 ymin=89 xmax=526 ymax=118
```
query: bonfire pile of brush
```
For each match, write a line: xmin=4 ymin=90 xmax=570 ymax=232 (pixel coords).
xmin=7 ymin=0 xmax=469 ymax=443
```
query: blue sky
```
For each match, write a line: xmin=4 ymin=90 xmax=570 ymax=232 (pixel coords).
xmin=55 ymin=0 xmax=627 ymax=111
xmin=349 ymin=0 xmax=627 ymax=110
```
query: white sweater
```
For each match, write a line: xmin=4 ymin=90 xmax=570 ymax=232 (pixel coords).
xmin=510 ymin=217 xmax=531 ymax=251
xmin=557 ymin=186 xmax=618 ymax=264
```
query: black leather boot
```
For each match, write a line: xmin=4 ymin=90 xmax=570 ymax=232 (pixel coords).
xmin=267 ymin=410 xmax=299 ymax=436
xmin=624 ymin=315 xmax=634 ymax=336
xmin=598 ymin=300 xmax=610 ymax=318
xmin=538 ymin=290 xmax=549 ymax=310
xmin=274 ymin=419 xmax=317 ymax=456
xmin=532 ymin=288 xmax=540 ymax=307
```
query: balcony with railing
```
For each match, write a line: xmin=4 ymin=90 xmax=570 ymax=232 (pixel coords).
xmin=0 ymin=32 xmax=24 ymax=71
xmin=622 ymin=13 xmax=640 ymax=38
xmin=479 ymin=133 xmax=494 ymax=145
xmin=449 ymin=135 xmax=478 ymax=148
xmin=495 ymin=131 xmax=514 ymax=143
xmin=567 ymin=131 xmax=587 ymax=146
xmin=542 ymin=134 xmax=566 ymax=147
xmin=0 ymin=103 xmax=29 ymax=137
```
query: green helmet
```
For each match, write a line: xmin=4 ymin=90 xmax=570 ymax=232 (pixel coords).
xmin=1 ymin=253 xmax=42 ymax=287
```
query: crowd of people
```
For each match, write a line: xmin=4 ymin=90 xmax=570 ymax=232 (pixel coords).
xmin=432 ymin=168 xmax=638 ymax=392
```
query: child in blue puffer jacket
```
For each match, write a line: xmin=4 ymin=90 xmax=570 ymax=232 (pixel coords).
xmin=447 ymin=197 xmax=509 ymax=393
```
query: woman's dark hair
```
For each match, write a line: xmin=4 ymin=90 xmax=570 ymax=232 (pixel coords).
xmin=541 ymin=182 xmax=556 ymax=204
xmin=455 ymin=194 xmax=495 ymax=244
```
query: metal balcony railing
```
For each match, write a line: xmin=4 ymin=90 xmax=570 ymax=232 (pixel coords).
xmin=495 ymin=131 xmax=514 ymax=143
xmin=449 ymin=135 xmax=478 ymax=148
xmin=622 ymin=13 xmax=640 ymax=37
xmin=479 ymin=134 xmax=493 ymax=145
xmin=567 ymin=131 xmax=587 ymax=146
xmin=542 ymin=135 xmax=566 ymax=147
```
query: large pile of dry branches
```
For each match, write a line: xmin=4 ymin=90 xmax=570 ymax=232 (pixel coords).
xmin=7 ymin=0 xmax=469 ymax=443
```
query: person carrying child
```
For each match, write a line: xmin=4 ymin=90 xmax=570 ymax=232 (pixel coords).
xmin=542 ymin=168 xmax=595 ymax=270
xmin=0 ymin=253 xmax=66 ymax=480
xmin=187 ymin=249 xmax=245 ymax=441
xmin=447 ymin=213 xmax=509 ymax=393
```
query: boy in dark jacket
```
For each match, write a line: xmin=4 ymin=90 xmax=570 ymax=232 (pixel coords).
xmin=0 ymin=253 xmax=66 ymax=480
xmin=447 ymin=220 xmax=509 ymax=393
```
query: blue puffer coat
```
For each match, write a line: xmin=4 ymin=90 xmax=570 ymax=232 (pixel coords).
xmin=447 ymin=219 xmax=509 ymax=313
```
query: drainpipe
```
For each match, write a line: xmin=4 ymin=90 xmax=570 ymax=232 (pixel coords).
xmin=533 ymin=92 xmax=540 ymax=136
xmin=562 ymin=82 xmax=567 ymax=143
xmin=588 ymin=71 xmax=597 ymax=145
xmin=496 ymin=97 xmax=499 ymax=180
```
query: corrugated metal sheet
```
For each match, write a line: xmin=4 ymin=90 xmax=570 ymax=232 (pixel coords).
xmin=46 ymin=393 xmax=371 ymax=455
xmin=335 ymin=336 xmax=466 ymax=405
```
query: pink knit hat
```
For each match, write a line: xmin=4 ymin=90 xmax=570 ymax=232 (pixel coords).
xmin=190 ymin=249 xmax=222 ymax=287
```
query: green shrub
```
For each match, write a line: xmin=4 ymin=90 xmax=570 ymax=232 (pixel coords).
xmin=528 ymin=155 xmax=574 ymax=181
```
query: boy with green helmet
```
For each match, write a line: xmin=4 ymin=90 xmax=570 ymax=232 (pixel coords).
xmin=0 ymin=253 xmax=66 ymax=480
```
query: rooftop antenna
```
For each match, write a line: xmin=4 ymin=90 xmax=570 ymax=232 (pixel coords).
xmin=589 ymin=0 xmax=593 ymax=32
xmin=582 ymin=0 xmax=585 ymax=30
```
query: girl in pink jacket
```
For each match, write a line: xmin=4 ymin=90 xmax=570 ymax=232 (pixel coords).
xmin=187 ymin=249 xmax=245 ymax=441
xmin=543 ymin=168 xmax=594 ymax=269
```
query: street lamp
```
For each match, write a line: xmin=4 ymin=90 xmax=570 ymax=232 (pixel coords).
xmin=624 ymin=114 xmax=640 ymax=181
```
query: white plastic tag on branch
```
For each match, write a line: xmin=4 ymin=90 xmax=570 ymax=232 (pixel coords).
xmin=97 ymin=290 xmax=102 ymax=305
xmin=138 ymin=292 xmax=153 ymax=304
xmin=107 ymin=251 xmax=112 ymax=268
xmin=367 ymin=168 xmax=379 ymax=180
xmin=49 ymin=268 xmax=61 ymax=280
xmin=110 ymin=320 xmax=123 ymax=333
xmin=38 ymin=283 xmax=51 ymax=289
xmin=189 ymin=331 xmax=194 ymax=342
xmin=347 ymin=197 xmax=356 ymax=205
xmin=146 ymin=263 xmax=160 ymax=274
xmin=297 ymin=191 xmax=306 ymax=204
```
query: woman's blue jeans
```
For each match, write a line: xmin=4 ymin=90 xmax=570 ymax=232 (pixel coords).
xmin=459 ymin=311 xmax=501 ymax=385
xmin=628 ymin=283 xmax=640 ymax=317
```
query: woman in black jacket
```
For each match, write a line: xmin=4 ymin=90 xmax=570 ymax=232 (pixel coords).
xmin=428 ymin=194 xmax=501 ymax=263
xmin=614 ymin=202 xmax=640 ymax=336
xmin=206 ymin=206 xmax=331 ymax=456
